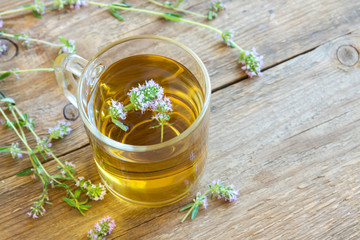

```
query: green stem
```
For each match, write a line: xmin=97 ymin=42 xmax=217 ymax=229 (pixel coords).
xmin=9 ymin=107 xmax=27 ymax=143
xmin=88 ymin=1 xmax=164 ymax=17
xmin=124 ymin=102 xmax=134 ymax=111
xmin=0 ymin=6 xmax=33 ymax=16
xmin=0 ymin=107 xmax=32 ymax=151
xmin=229 ymin=40 xmax=244 ymax=52
xmin=160 ymin=124 xmax=164 ymax=143
xmin=148 ymin=0 xmax=207 ymax=18
xmin=181 ymin=203 xmax=195 ymax=223
xmin=178 ymin=17 xmax=222 ymax=34
xmin=0 ymin=2 xmax=53 ymax=16
xmin=14 ymin=106 xmax=38 ymax=139
xmin=0 ymin=68 xmax=54 ymax=74
xmin=0 ymin=33 xmax=63 ymax=47
xmin=181 ymin=189 xmax=212 ymax=222
xmin=50 ymin=152 xmax=77 ymax=181
xmin=173 ymin=0 xmax=184 ymax=8
xmin=87 ymin=2 xmax=235 ymax=48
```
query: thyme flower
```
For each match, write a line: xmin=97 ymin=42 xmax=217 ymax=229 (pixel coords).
xmin=48 ymin=120 xmax=72 ymax=139
xmin=9 ymin=68 xmax=20 ymax=79
xmin=76 ymin=177 xmax=106 ymax=201
xmin=69 ymin=0 xmax=87 ymax=9
xmin=59 ymin=37 xmax=76 ymax=54
xmin=208 ymin=1 xmax=226 ymax=20
xmin=0 ymin=40 xmax=7 ymax=55
xmin=222 ymin=30 xmax=235 ymax=47
xmin=88 ymin=216 xmax=116 ymax=240
xmin=180 ymin=180 xmax=239 ymax=222
xmin=60 ymin=161 xmax=75 ymax=177
xmin=107 ymin=99 xmax=128 ymax=131
xmin=34 ymin=137 xmax=52 ymax=155
xmin=238 ymin=47 xmax=263 ymax=78
xmin=14 ymin=33 xmax=31 ymax=47
xmin=109 ymin=99 xmax=127 ymax=120
xmin=128 ymin=79 xmax=164 ymax=112
xmin=10 ymin=142 xmax=22 ymax=159
xmin=26 ymin=193 xmax=48 ymax=219
xmin=151 ymin=96 xmax=172 ymax=126
xmin=33 ymin=0 xmax=46 ymax=16
xmin=209 ymin=179 xmax=239 ymax=202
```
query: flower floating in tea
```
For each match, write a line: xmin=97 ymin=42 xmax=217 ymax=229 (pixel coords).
xmin=107 ymin=99 xmax=128 ymax=131
xmin=105 ymin=79 xmax=173 ymax=143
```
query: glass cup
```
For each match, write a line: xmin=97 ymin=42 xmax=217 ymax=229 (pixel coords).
xmin=54 ymin=35 xmax=211 ymax=207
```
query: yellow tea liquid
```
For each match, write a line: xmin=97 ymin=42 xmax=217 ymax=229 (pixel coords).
xmin=86 ymin=54 xmax=208 ymax=206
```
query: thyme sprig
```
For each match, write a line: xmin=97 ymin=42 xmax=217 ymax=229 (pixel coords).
xmin=148 ymin=0 xmax=207 ymax=19
xmin=180 ymin=179 xmax=239 ymax=222
xmin=0 ymin=0 xmax=264 ymax=77
xmin=0 ymin=93 xmax=106 ymax=218
xmin=0 ymin=68 xmax=54 ymax=81
xmin=105 ymin=79 xmax=174 ymax=143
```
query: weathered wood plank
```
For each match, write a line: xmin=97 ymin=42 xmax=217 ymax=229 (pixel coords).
xmin=2 ymin=29 xmax=360 ymax=239
xmin=1 ymin=0 xmax=360 ymax=180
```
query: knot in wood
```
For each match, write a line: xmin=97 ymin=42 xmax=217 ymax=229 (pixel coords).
xmin=63 ymin=103 xmax=79 ymax=121
xmin=0 ymin=38 xmax=18 ymax=62
xmin=336 ymin=45 xmax=359 ymax=67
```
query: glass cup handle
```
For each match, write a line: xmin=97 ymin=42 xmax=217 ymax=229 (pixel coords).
xmin=54 ymin=53 xmax=89 ymax=108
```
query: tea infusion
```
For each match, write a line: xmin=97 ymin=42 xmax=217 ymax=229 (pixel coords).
xmin=86 ymin=54 xmax=207 ymax=206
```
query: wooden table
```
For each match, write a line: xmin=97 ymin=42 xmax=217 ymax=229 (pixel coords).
xmin=1 ymin=0 xmax=360 ymax=239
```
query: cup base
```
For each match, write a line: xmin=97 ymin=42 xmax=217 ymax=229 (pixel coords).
xmin=99 ymin=175 xmax=190 ymax=208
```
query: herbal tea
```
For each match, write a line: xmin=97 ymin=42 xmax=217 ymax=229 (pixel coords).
xmin=86 ymin=54 xmax=208 ymax=206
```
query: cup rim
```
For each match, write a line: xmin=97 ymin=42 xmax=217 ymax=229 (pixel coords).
xmin=78 ymin=35 xmax=211 ymax=152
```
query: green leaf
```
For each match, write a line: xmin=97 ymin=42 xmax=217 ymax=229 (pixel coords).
xmin=77 ymin=208 xmax=85 ymax=216
xmin=0 ymin=97 xmax=15 ymax=105
xmin=40 ymin=151 xmax=47 ymax=161
xmin=179 ymin=203 xmax=194 ymax=212
xmin=63 ymin=197 xmax=76 ymax=207
xmin=111 ymin=2 xmax=131 ymax=8
xmin=16 ymin=168 xmax=33 ymax=176
xmin=22 ymin=4 xmax=33 ymax=8
xmin=74 ymin=189 xmax=82 ymax=199
xmin=56 ymin=183 xmax=70 ymax=190
xmin=45 ymin=201 xmax=53 ymax=205
xmin=112 ymin=118 xmax=128 ymax=131
xmin=173 ymin=0 xmax=184 ymax=8
xmin=81 ymin=204 xmax=91 ymax=209
xmin=52 ymin=174 xmax=63 ymax=179
xmin=0 ymin=90 xmax=6 ymax=99
xmin=80 ymin=198 xmax=89 ymax=205
xmin=162 ymin=12 xmax=183 ymax=22
xmin=109 ymin=7 xmax=125 ymax=21
xmin=191 ymin=204 xmax=199 ymax=220
xmin=208 ymin=11 xmax=213 ymax=20
xmin=58 ymin=36 xmax=66 ymax=44
xmin=32 ymin=10 xmax=43 ymax=18
xmin=0 ymin=147 xmax=10 ymax=153
xmin=0 ymin=72 xmax=10 ymax=80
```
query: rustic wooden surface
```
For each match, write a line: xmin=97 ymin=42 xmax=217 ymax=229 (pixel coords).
xmin=1 ymin=0 xmax=360 ymax=239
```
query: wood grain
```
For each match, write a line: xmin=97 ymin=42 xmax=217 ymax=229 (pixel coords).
xmin=1 ymin=0 xmax=360 ymax=180
xmin=2 ymin=28 xmax=360 ymax=239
